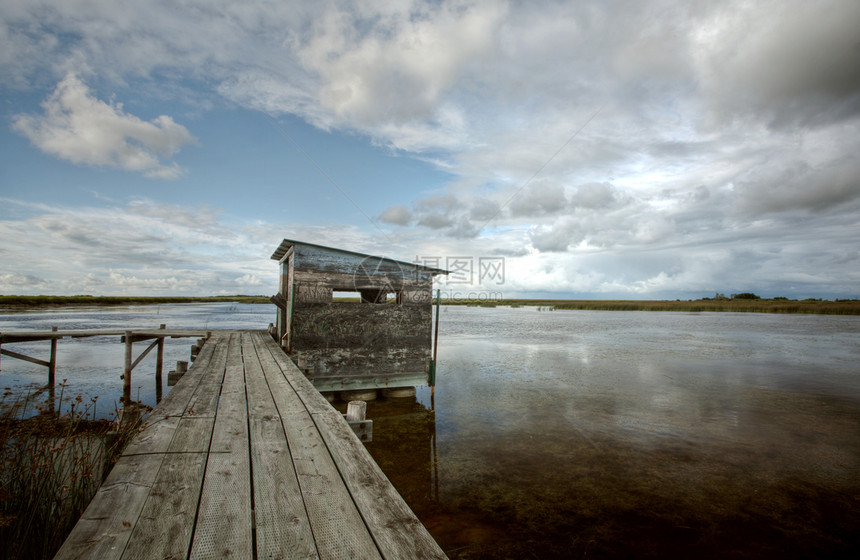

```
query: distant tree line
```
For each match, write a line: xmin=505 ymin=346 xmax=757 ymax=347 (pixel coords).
xmin=704 ymin=292 xmax=760 ymax=300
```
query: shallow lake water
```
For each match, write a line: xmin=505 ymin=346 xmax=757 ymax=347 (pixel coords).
xmin=2 ymin=304 xmax=859 ymax=558
xmin=364 ymin=307 xmax=860 ymax=559
xmin=0 ymin=303 xmax=273 ymax=416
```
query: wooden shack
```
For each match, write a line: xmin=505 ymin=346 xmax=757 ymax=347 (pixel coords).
xmin=270 ymin=239 xmax=447 ymax=392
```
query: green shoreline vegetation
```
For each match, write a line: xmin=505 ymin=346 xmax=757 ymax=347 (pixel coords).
xmin=446 ymin=294 xmax=860 ymax=315
xmin=0 ymin=294 xmax=270 ymax=307
xmin=361 ymin=294 xmax=860 ymax=314
xmin=2 ymin=293 xmax=860 ymax=314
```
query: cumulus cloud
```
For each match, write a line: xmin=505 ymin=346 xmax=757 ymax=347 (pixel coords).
xmin=12 ymin=73 xmax=196 ymax=179
xmin=4 ymin=0 xmax=860 ymax=297
xmin=509 ymin=181 xmax=568 ymax=218
xmin=0 ymin=273 xmax=51 ymax=292
xmin=417 ymin=212 xmax=453 ymax=230
xmin=235 ymin=274 xmax=263 ymax=287
xmin=691 ymin=0 xmax=860 ymax=128
xmin=735 ymin=156 xmax=860 ymax=216
xmin=378 ymin=205 xmax=413 ymax=226
xmin=469 ymin=198 xmax=501 ymax=222
xmin=0 ymin=198 xmax=277 ymax=295
xmin=572 ymin=182 xmax=617 ymax=209
xmin=296 ymin=1 xmax=506 ymax=129
xmin=530 ymin=219 xmax=584 ymax=253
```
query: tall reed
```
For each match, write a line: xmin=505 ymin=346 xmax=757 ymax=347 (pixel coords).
xmin=0 ymin=386 xmax=140 ymax=559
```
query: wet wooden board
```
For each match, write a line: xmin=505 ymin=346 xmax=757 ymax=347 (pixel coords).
xmin=55 ymin=330 xmax=447 ymax=560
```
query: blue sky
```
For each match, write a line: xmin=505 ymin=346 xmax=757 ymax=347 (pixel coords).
xmin=2 ymin=0 xmax=859 ymax=299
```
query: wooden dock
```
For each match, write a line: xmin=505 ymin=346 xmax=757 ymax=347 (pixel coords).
xmin=54 ymin=330 xmax=447 ymax=560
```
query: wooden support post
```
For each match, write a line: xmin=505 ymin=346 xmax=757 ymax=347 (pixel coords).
xmin=346 ymin=400 xmax=367 ymax=422
xmin=155 ymin=324 xmax=165 ymax=403
xmin=49 ymin=326 xmax=58 ymax=388
xmin=190 ymin=338 xmax=204 ymax=361
xmin=123 ymin=330 xmax=132 ymax=408
xmin=168 ymin=360 xmax=188 ymax=386
xmin=430 ymin=288 xmax=440 ymax=395
xmin=48 ymin=326 xmax=58 ymax=415
xmin=344 ymin=400 xmax=373 ymax=442
xmin=118 ymin=405 xmax=141 ymax=429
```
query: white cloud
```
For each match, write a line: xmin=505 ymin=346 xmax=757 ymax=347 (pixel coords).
xmin=0 ymin=273 xmax=51 ymax=292
xmin=12 ymin=73 xmax=195 ymax=179
xmin=3 ymin=0 xmax=860 ymax=297
xmin=297 ymin=1 xmax=506 ymax=129
xmin=417 ymin=212 xmax=453 ymax=230
xmin=378 ymin=205 xmax=413 ymax=226
xmin=691 ymin=0 xmax=860 ymax=128
xmin=235 ymin=274 xmax=263 ymax=287
xmin=509 ymin=181 xmax=568 ymax=218
xmin=0 ymin=198 xmax=278 ymax=295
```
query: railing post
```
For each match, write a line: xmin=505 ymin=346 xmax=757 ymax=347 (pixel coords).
xmin=49 ymin=326 xmax=58 ymax=388
xmin=49 ymin=326 xmax=59 ymax=415
xmin=155 ymin=324 xmax=166 ymax=403
xmin=123 ymin=330 xmax=133 ymax=407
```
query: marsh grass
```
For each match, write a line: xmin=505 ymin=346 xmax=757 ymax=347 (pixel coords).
xmin=0 ymin=386 xmax=141 ymax=559
xmin=443 ymin=298 xmax=860 ymax=315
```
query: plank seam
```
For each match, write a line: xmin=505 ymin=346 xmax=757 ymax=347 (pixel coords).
xmin=241 ymin=334 xmax=260 ymax=560
xmin=184 ymin=333 xmax=230 ymax=560
xmin=253 ymin=332 xmax=379 ymax=556
xmin=250 ymin=332 xmax=322 ymax=557
xmin=308 ymin=410 xmax=387 ymax=557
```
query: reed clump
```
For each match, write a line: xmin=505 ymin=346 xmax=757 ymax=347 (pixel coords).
xmin=0 ymin=386 xmax=141 ymax=560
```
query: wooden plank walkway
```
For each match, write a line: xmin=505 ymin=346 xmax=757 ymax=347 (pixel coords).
xmin=54 ymin=330 xmax=447 ymax=560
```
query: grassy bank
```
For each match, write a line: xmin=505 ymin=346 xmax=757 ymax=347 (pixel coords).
xmin=442 ymin=297 xmax=860 ymax=315
xmin=0 ymin=295 xmax=269 ymax=307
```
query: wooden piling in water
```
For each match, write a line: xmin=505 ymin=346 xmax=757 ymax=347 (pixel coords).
xmin=123 ymin=330 xmax=133 ymax=407
xmin=168 ymin=360 xmax=188 ymax=386
xmin=155 ymin=324 xmax=165 ymax=402
xmin=345 ymin=400 xmax=373 ymax=441
xmin=346 ymin=400 xmax=367 ymax=421
xmin=49 ymin=326 xmax=58 ymax=387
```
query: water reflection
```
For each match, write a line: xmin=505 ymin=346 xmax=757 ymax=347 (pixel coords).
xmin=336 ymin=395 xmax=437 ymax=501
xmin=3 ymin=304 xmax=859 ymax=557
xmin=362 ymin=308 xmax=860 ymax=559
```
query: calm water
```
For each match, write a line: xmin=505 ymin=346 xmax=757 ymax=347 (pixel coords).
xmin=0 ymin=303 xmax=273 ymax=416
xmin=365 ymin=307 xmax=860 ymax=559
xmin=2 ymin=304 xmax=859 ymax=558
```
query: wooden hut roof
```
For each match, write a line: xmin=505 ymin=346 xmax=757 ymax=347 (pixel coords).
xmin=270 ymin=238 xmax=449 ymax=275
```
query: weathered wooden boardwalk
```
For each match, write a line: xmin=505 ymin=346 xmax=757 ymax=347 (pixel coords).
xmin=54 ymin=330 xmax=447 ymax=560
